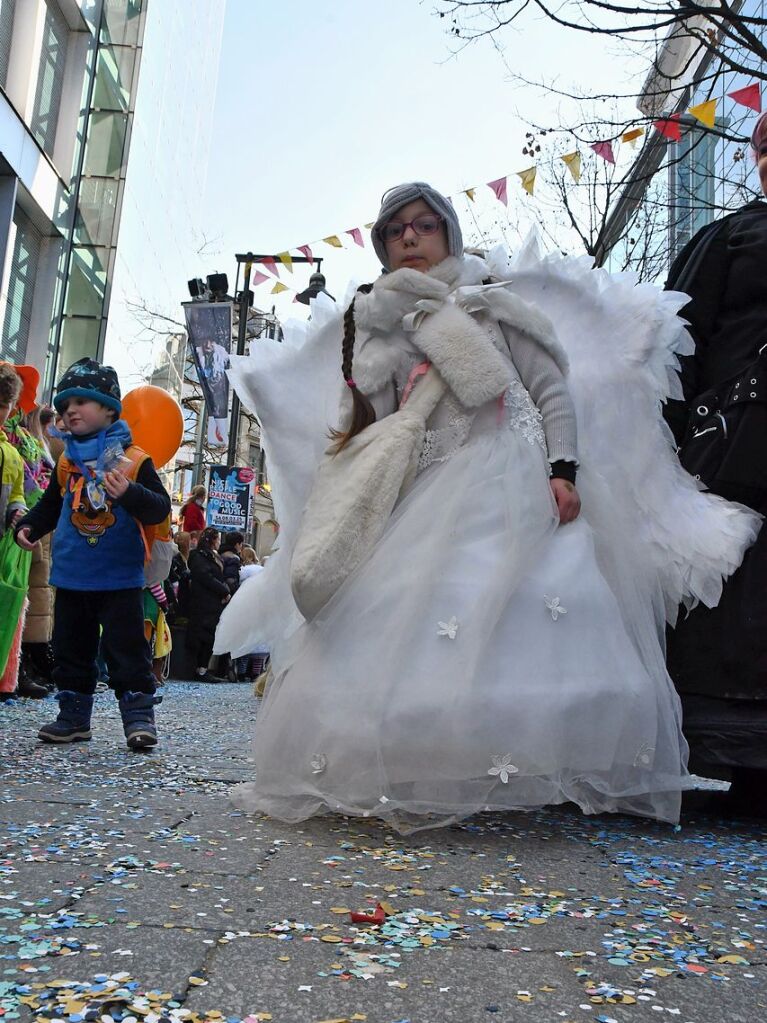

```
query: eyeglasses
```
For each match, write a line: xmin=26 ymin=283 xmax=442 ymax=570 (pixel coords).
xmin=378 ymin=214 xmax=444 ymax=244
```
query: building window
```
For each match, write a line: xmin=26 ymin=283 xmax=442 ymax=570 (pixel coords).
xmin=0 ymin=0 xmax=16 ymax=90
xmin=1 ymin=206 xmax=41 ymax=363
xmin=30 ymin=0 xmax=68 ymax=156
xmin=669 ymin=127 xmax=717 ymax=260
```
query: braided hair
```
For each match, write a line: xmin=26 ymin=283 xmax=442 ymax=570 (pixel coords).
xmin=330 ymin=283 xmax=376 ymax=452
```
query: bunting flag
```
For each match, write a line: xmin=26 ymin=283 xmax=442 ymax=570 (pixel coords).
xmin=728 ymin=82 xmax=762 ymax=112
xmin=654 ymin=114 xmax=682 ymax=141
xmin=689 ymin=98 xmax=717 ymax=129
xmin=560 ymin=151 xmax=582 ymax=182
xmin=622 ymin=127 xmax=644 ymax=146
xmin=364 ymin=222 xmax=375 ymax=229
xmin=271 ymin=282 xmax=289 ymax=295
xmin=590 ymin=141 xmax=615 ymax=164
xmin=251 ymin=271 xmax=271 ymax=287
xmin=256 ymin=103 xmax=745 ymax=278
xmin=487 ymin=176 xmax=508 ymax=206
xmin=516 ymin=166 xmax=537 ymax=196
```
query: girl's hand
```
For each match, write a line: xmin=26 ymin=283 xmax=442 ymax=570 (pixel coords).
xmin=104 ymin=469 xmax=129 ymax=500
xmin=15 ymin=526 xmax=39 ymax=551
xmin=550 ymin=478 xmax=581 ymax=524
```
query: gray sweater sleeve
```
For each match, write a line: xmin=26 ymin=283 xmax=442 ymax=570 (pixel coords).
xmin=501 ymin=324 xmax=579 ymax=468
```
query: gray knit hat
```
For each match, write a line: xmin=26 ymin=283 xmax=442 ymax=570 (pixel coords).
xmin=372 ymin=182 xmax=463 ymax=270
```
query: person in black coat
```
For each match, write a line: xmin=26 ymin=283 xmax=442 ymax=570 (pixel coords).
xmin=664 ymin=112 xmax=767 ymax=814
xmin=219 ymin=531 xmax=244 ymax=595
xmin=186 ymin=526 xmax=230 ymax=683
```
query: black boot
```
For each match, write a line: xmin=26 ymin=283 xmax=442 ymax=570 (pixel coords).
xmin=17 ymin=675 xmax=49 ymax=699
xmin=22 ymin=643 xmax=55 ymax=687
xmin=38 ymin=692 xmax=94 ymax=743
xmin=118 ymin=691 xmax=162 ymax=750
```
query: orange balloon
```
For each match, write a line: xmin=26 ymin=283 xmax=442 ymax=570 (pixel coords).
xmin=122 ymin=385 xmax=183 ymax=469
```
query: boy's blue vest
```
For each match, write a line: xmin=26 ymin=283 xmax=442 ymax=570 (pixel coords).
xmin=52 ymin=424 xmax=147 ymax=592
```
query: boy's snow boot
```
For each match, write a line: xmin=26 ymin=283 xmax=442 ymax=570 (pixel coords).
xmin=118 ymin=691 xmax=162 ymax=750
xmin=38 ymin=691 xmax=94 ymax=743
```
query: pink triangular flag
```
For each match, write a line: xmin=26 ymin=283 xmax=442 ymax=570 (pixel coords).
xmin=590 ymin=141 xmax=615 ymax=164
xmin=346 ymin=227 xmax=364 ymax=247
xmin=297 ymin=244 xmax=314 ymax=263
xmin=251 ymin=271 xmax=270 ymax=287
xmin=260 ymin=256 xmax=280 ymax=278
xmin=728 ymin=82 xmax=762 ymax=112
xmin=487 ymin=176 xmax=508 ymax=206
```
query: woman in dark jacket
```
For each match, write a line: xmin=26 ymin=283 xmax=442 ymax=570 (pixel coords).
xmin=186 ymin=526 xmax=230 ymax=683
xmin=219 ymin=531 xmax=244 ymax=595
xmin=664 ymin=113 xmax=767 ymax=814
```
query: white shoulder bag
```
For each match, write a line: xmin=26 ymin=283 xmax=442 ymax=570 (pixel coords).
xmin=291 ymin=365 xmax=446 ymax=620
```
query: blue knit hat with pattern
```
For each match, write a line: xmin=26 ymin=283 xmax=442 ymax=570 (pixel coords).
xmin=54 ymin=357 xmax=122 ymax=414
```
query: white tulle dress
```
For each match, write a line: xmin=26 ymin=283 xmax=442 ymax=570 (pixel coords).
xmin=216 ymin=240 xmax=761 ymax=830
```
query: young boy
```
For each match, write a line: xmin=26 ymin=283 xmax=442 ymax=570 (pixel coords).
xmin=15 ymin=358 xmax=171 ymax=749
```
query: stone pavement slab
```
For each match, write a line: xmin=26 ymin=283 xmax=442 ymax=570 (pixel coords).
xmin=1 ymin=684 xmax=766 ymax=1023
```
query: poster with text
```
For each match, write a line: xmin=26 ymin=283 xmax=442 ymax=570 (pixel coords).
xmin=206 ymin=465 xmax=255 ymax=533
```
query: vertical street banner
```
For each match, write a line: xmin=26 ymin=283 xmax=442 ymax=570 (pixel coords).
xmin=206 ymin=465 xmax=256 ymax=533
xmin=183 ymin=301 xmax=233 ymax=447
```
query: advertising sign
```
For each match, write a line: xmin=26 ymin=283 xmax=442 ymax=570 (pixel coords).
xmin=207 ymin=465 xmax=255 ymax=533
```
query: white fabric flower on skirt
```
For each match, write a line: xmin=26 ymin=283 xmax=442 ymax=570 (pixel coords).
xmin=544 ymin=595 xmax=568 ymax=621
xmin=437 ymin=616 xmax=459 ymax=639
xmin=488 ymin=755 xmax=519 ymax=783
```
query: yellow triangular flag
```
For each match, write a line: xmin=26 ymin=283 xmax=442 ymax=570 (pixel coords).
xmin=516 ymin=167 xmax=536 ymax=196
xmin=688 ymin=99 xmax=717 ymax=129
xmin=364 ymin=222 xmax=374 ymax=229
xmin=270 ymin=282 xmax=289 ymax=294
xmin=464 ymin=188 xmax=476 ymax=202
xmin=277 ymin=251 xmax=293 ymax=273
xmin=560 ymin=152 xmax=582 ymax=183
xmin=622 ymin=127 xmax=644 ymax=146
xmin=323 ymin=235 xmax=343 ymax=248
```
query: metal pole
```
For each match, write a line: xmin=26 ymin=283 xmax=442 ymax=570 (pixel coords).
xmin=226 ymin=260 xmax=252 ymax=466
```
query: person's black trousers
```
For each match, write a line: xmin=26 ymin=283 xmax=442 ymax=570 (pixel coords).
xmin=52 ymin=588 xmax=156 ymax=698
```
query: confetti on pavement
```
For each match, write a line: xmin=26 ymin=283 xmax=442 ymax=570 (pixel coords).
xmin=1 ymin=684 xmax=766 ymax=1021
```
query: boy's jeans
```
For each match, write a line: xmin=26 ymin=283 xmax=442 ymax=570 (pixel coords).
xmin=52 ymin=588 xmax=155 ymax=698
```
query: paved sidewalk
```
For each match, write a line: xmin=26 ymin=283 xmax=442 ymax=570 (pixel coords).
xmin=1 ymin=684 xmax=765 ymax=1023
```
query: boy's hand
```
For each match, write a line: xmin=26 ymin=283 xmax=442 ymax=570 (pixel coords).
xmin=104 ymin=469 xmax=129 ymax=500
xmin=15 ymin=526 xmax=39 ymax=551
xmin=550 ymin=478 xmax=581 ymax=524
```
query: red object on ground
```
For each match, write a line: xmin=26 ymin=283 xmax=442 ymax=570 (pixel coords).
xmin=349 ymin=904 xmax=386 ymax=925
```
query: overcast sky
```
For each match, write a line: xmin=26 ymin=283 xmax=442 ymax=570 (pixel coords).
xmin=199 ymin=0 xmax=644 ymax=314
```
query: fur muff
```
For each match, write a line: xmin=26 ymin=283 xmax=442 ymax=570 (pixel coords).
xmin=412 ymin=302 xmax=512 ymax=408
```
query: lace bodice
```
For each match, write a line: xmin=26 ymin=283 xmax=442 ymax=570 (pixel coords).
xmin=416 ymin=378 xmax=546 ymax=473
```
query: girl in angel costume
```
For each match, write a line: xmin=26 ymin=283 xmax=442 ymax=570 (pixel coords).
xmin=216 ymin=183 xmax=761 ymax=831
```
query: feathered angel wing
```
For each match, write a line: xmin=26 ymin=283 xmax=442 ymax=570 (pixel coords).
xmin=215 ymin=293 xmax=345 ymax=656
xmin=486 ymin=238 xmax=761 ymax=622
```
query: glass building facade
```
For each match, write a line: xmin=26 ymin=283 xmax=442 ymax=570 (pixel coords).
xmin=603 ymin=1 xmax=766 ymax=275
xmin=48 ymin=0 xmax=147 ymax=390
xmin=0 ymin=1 xmax=148 ymax=385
